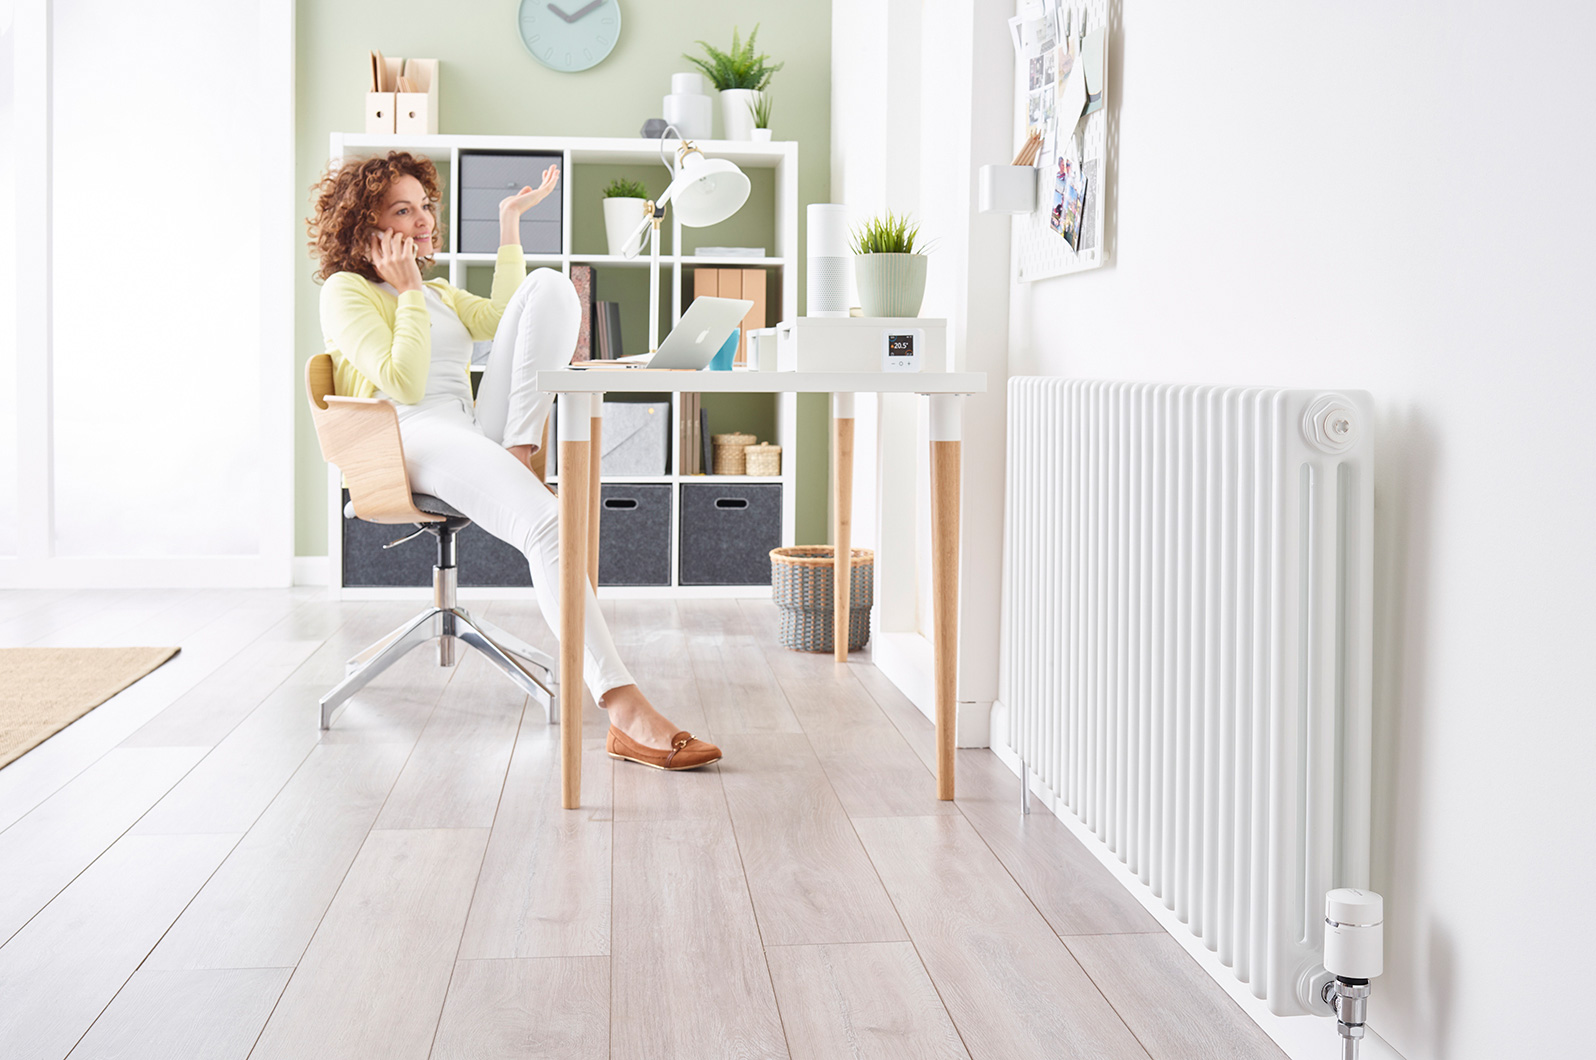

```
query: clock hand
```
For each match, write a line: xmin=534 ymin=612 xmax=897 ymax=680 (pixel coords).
xmin=563 ymin=0 xmax=606 ymax=21
xmin=546 ymin=3 xmax=576 ymax=22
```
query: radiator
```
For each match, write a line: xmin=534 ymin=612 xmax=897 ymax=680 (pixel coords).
xmin=1001 ymin=378 xmax=1373 ymax=1017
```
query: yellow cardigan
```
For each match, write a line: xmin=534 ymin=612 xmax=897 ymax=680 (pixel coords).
xmin=319 ymin=244 xmax=526 ymax=404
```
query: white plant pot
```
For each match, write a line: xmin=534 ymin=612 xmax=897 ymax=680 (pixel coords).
xmin=854 ymin=253 xmax=928 ymax=317
xmin=751 ymin=128 xmax=773 ymax=142
xmin=602 ymin=197 xmax=647 ymax=257
xmin=719 ymin=88 xmax=758 ymax=140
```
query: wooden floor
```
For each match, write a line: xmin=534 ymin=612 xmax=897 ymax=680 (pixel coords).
xmin=0 ymin=589 xmax=1286 ymax=1060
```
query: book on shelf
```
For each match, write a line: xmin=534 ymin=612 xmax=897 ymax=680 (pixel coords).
xmin=571 ymin=264 xmax=595 ymax=361
xmin=691 ymin=267 xmax=767 ymax=367
xmin=699 ymin=408 xmax=711 ymax=476
xmin=594 ymin=301 xmax=623 ymax=360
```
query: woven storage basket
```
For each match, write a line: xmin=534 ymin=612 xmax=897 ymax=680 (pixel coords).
xmin=745 ymin=443 xmax=781 ymax=476
xmin=712 ymin=432 xmax=756 ymax=475
xmin=770 ymin=546 xmax=874 ymax=653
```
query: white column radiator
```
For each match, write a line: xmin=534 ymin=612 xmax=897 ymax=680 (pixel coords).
xmin=1001 ymin=378 xmax=1373 ymax=1017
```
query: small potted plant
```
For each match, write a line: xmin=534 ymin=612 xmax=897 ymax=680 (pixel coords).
xmin=602 ymin=177 xmax=649 ymax=257
xmin=851 ymin=211 xmax=927 ymax=317
xmin=749 ymin=92 xmax=774 ymax=142
xmin=684 ymin=24 xmax=783 ymax=141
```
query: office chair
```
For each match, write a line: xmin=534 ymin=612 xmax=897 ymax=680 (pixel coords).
xmin=305 ymin=353 xmax=558 ymax=729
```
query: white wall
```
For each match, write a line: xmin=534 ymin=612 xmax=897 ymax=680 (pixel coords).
xmin=1003 ymin=2 xmax=1596 ymax=1058
xmin=3 ymin=0 xmax=295 ymax=586
xmin=833 ymin=0 xmax=1013 ymax=743
xmin=0 ymin=5 xmax=18 ymax=554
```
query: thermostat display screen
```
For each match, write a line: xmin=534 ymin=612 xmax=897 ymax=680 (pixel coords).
xmin=888 ymin=335 xmax=915 ymax=357
xmin=881 ymin=327 xmax=924 ymax=372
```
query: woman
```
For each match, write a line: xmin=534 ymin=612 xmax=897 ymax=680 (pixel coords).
xmin=311 ymin=150 xmax=719 ymax=771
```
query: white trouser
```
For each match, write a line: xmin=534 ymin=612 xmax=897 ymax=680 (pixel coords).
xmin=398 ymin=269 xmax=635 ymax=699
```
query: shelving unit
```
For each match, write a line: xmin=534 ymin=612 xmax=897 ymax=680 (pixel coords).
xmin=325 ymin=133 xmax=801 ymax=598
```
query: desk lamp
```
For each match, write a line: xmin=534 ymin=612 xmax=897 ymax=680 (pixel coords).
xmin=623 ymin=132 xmax=751 ymax=353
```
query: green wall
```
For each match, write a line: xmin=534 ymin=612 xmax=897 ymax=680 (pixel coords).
xmin=294 ymin=0 xmax=832 ymax=555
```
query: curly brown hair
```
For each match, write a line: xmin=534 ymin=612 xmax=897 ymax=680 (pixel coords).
xmin=307 ymin=151 xmax=444 ymax=283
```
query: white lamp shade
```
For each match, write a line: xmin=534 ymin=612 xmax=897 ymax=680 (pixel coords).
xmin=669 ymin=154 xmax=751 ymax=227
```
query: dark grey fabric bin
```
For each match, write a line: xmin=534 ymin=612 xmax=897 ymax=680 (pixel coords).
xmin=598 ymin=484 xmax=671 ymax=586
xmin=340 ymin=490 xmax=533 ymax=588
xmin=456 ymin=151 xmax=563 ymax=253
xmin=678 ymin=483 xmax=782 ymax=586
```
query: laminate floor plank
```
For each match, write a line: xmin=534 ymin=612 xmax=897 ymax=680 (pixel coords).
xmin=0 ymin=590 xmax=313 ymax=832
xmin=952 ymin=748 xmax=1162 ymax=935
xmin=430 ymin=956 xmax=609 ymax=1060
xmin=718 ymin=732 xmax=906 ymax=946
xmin=0 ymin=746 xmax=208 ymax=945
xmin=611 ymin=817 xmax=788 ymax=1060
xmin=65 ymin=967 xmax=292 ymax=1060
xmin=755 ymin=638 xmax=957 ymax=818
xmin=0 ymin=588 xmax=182 ymax=647
xmin=25 ymin=588 xmax=198 ymax=648
xmin=375 ymin=650 xmax=525 ymax=830
xmin=765 ymin=941 xmax=969 ymax=1060
xmin=248 ymin=828 xmax=489 ymax=1060
xmin=119 ymin=597 xmax=346 ymax=747
xmin=1066 ymin=933 xmax=1289 ymax=1060
xmin=457 ymin=728 xmax=612 ymax=960
xmin=131 ymin=603 xmax=408 ymax=837
xmin=145 ymin=741 xmax=414 ymax=971
xmin=850 ymin=656 xmax=938 ymax=768
xmin=0 ymin=588 xmax=77 ymax=623
xmin=0 ymin=832 xmax=239 ymax=1060
xmin=854 ymin=815 xmax=1150 ymax=1060
xmin=684 ymin=600 xmax=803 ymax=736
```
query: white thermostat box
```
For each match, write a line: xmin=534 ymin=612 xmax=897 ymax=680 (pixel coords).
xmin=881 ymin=328 xmax=924 ymax=372
xmin=775 ymin=317 xmax=947 ymax=373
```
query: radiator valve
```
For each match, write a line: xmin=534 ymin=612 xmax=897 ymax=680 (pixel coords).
xmin=1322 ymin=888 xmax=1383 ymax=1060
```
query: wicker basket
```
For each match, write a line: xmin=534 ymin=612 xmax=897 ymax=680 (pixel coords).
xmin=769 ymin=546 xmax=874 ymax=653
xmin=745 ymin=443 xmax=781 ymax=476
xmin=712 ymin=432 xmax=756 ymax=475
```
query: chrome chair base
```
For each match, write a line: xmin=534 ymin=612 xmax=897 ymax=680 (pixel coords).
xmin=319 ymin=604 xmax=558 ymax=730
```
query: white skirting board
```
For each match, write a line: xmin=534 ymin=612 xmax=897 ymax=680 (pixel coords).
xmin=869 ymin=630 xmax=991 ymax=748
xmin=292 ymin=557 xmax=329 ymax=586
xmin=989 ymin=699 xmax=1407 ymax=1060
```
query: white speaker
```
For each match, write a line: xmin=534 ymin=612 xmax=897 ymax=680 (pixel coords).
xmin=807 ymin=203 xmax=851 ymax=317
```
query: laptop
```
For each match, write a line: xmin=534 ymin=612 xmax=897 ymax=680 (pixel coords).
xmin=611 ymin=296 xmax=753 ymax=370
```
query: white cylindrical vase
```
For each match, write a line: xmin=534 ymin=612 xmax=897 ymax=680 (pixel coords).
xmin=602 ymin=197 xmax=647 ymax=257
xmin=720 ymin=88 xmax=757 ymax=140
xmin=807 ymin=203 xmax=851 ymax=317
xmin=751 ymin=128 xmax=773 ymax=142
xmin=663 ymin=72 xmax=712 ymax=140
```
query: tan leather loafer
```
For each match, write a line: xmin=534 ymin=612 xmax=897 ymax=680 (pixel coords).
xmin=606 ymin=726 xmax=722 ymax=770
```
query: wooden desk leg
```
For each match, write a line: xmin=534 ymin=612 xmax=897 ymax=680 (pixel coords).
xmin=929 ymin=394 xmax=963 ymax=800
xmin=557 ymin=392 xmax=592 ymax=809
xmin=832 ymin=393 xmax=855 ymax=663
xmin=588 ymin=402 xmax=603 ymax=590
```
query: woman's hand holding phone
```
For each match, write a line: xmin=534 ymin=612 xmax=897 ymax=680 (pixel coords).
xmin=369 ymin=228 xmax=425 ymax=293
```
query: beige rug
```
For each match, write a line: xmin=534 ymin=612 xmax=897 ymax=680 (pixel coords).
xmin=0 ymin=646 xmax=180 ymax=769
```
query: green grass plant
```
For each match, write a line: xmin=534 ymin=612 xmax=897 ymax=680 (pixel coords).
xmin=850 ymin=211 xmax=923 ymax=255
xmin=749 ymin=91 xmax=775 ymax=129
xmin=603 ymin=178 xmax=649 ymax=199
xmin=685 ymin=25 xmax=783 ymax=92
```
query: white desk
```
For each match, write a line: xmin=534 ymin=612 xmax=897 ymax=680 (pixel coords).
xmin=534 ymin=369 xmax=987 ymax=808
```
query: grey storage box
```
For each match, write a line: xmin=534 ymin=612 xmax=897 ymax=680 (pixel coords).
xmin=457 ymin=151 xmax=563 ymax=254
xmin=598 ymin=484 xmax=671 ymax=586
xmin=679 ymin=483 xmax=782 ymax=586
xmin=340 ymin=489 xmax=533 ymax=588
xmin=602 ymin=400 xmax=670 ymax=476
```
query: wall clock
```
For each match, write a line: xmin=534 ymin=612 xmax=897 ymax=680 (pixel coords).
xmin=518 ymin=0 xmax=622 ymax=73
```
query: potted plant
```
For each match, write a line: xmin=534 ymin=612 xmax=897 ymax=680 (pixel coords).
xmin=851 ymin=211 xmax=927 ymax=317
xmin=749 ymin=92 xmax=774 ymax=142
xmin=684 ymin=25 xmax=783 ymax=141
xmin=601 ymin=178 xmax=650 ymax=257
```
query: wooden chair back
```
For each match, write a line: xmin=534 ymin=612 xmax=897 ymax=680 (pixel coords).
xmin=304 ymin=353 xmax=440 ymax=524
